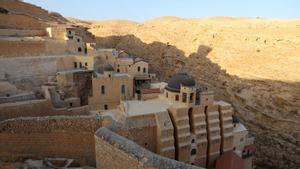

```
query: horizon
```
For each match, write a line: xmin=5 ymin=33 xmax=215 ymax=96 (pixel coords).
xmin=24 ymin=0 xmax=300 ymax=22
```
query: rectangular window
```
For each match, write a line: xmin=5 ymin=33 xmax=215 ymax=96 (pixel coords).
xmin=121 ymin=85 xmax=125 ymax=94
xmin=138 ymin=66 xmax=140 ymax=72
xmin=74 ymin=62 xmax=77 ymax=68
xmin=190 ymin=93 xmax=194 ymax=102
xmin=85 ymin=62 xmax=88 ymax=66
xmin=101 ymin=85 xmax=105 ymax=95
xmin=79 ymin=62 xmax=82 ymax=68
xmin=182 ymin=93 xmax=187 ymax=103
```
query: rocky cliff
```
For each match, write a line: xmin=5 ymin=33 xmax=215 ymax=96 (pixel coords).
xmin=87 ymin=17 xmax=300 ymax=169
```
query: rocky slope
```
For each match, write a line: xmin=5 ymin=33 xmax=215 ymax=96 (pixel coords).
xmin=87 ymin=17 xmax=300 ymax=169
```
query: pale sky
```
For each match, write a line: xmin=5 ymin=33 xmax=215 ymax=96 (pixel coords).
xmin=25 ymin=0 xmax=300 ymax=22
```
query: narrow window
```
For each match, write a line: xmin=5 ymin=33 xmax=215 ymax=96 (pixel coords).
xmin=101 ymin=85 xmax=105 ymax=95
xmin=85 ymin=62 xmax=88 ymax=66
xmin=190 ymin=93 xmax=194 ymax=103
xmin=104 ymin=104 xmax=108 ymax=110
xmin=85 ymin=48 xmax=87 ymax=54
xmin=121 ymin=85 xmax=125 ymax=94
xmin=138 ymin=66 xmax=140 ymax=72
xmin=74 ymin=62 xmax=77 ymax=68
xmin=182 ymin=93 xmax=187 ymax=103
xmin=78 ymin=47 xmax=82 ymax=52
xmin=143 ymin=67 xmax=146 ymax=73
xmin=106 ymin=55 xmax=108 ymax=60
xmin=69 ymin=103 xmax=73 ymax=107
xmin=79 ymin=62 xmax=82 ymax=68
xmin=166 ymin=92 xmax=168 ymax=98
xmin=175 ymin=95 xmax=179 ymax=101
xmin=188 ymin=108 xmax=195 ymax=133
xmin=68 ymin=30 xmax=71 ymax=34
xmin=77 ymin=38 xmax=80 ymax=42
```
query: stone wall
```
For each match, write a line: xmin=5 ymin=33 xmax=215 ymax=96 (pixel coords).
xmin=0 ymin=55 xmax=74 ymax=88
xmin=95 ymin=127 xmax=202 ymax=169
xmin=0 ymin=115 xmax=109 ymax=166
xmin=0 ymin=39 xmax=46 ymax=57
xmin=0 ymin=99 xmax=90 ymax=121
xmin=0 ymin=29 xmax=47 ymax=37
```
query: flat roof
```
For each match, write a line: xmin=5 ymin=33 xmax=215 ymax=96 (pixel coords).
xmin=124 ymin=98 xmax=186 ymax=117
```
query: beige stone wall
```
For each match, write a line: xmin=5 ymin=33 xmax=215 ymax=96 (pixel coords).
xmin=0 ymin=55 xmax=74 ymax=88
xmin=0 ymin=115 xmax=106 ymax=165
xmin=95 ymin=127 xmax=201 ymax=169
xmin=0 ymin=29 xmax=47 ymax=37
xmin=0 ymin=14 xmax=45 ymax=29
xmin=74 ymin=56 xmax=95 ymax=70
xmin=88 ymin=74 xmax=133 ymax=111
xmin=0 ymin=99 xmax=90 ymax=121
xmin=0 ymin=39 xmax=46 ymax=57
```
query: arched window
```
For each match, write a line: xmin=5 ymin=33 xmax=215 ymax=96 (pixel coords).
xmin=143 ymin=67 xmax=146 ymax=73
xmin=101 ymin=85 xmax=105 ymax=95
xmin=121 ymin=84 xmax=125 ymax=94
xmin=137 ymin=66 xmax=141 ymax=72
xmin=104 ymin=104 xmax=108 ymax=110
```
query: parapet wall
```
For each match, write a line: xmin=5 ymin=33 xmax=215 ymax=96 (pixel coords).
xmin=0 ymin=39 xmax=46 ymax=57
xmin=0 ymin=115 xmax=109 ymax=165
xmin=0 ymin=29 xmax=47 ymax=37
xmin=0 ymin=55 xmax=74 ymax=87
xmin=95 ymin=127 xmax=202 ymax=169
xmin=0 ymin=99 xmax=90 ymax=121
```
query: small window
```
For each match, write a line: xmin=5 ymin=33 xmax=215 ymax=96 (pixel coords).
xmin=108 ymin=74 xmax=111 ymax=78
xmin=240 ymin=138 xmax=244 ymax=142
xmin=69 ymin=103 xmax=73 ymax=107
xmin=85 ymin=48 xmax=87 ymax=54
xmin=74 ymin=62 xmax=77 ymax=68
xmin=79 ymin=62 xmax=82 ymax=68
xmin=129 ymin=65 xmax=131 ymax=67
xmin=175 ymin=95 xmax=179 ymax=101
xmin=143 ymin=67 xmax=146 ymax=73
xmin=166 ymin=92 xmax=168 ymax=98
xmin=78 ymin=47 xmax=82 ymax=52
xmin=68 ymin=30 xmax=71 ymax=34
xmin=85 ymin=62 xmax=88 ymax=66
xmin=104 ymin=104 xmax=108 ymax=110
xmin=121 ymin=85 xmax=125 ymax=94
xmin=191 ymin=139 xmax=195 ymax=143
xmin=190 ymin=149 xmax=196 ymax=155
xmin=138 ymin=66 xmax=140 ymax=72
xmin=182 ymin=93 xmax=187 ymax=103
xmin=190 ymin=93 xmax=194 ymax=102
xmin=117 ymin=69 xmax=120 ymax=72
xmin=106 ymin=55 xmax=108 ymax=60
xmin=101 ymin=85 xmax=105 ymax=95
xmin=77 ymin=38 xmax=80 ymax=42
xmin=118 ymin=64 xmax=120 ymax=67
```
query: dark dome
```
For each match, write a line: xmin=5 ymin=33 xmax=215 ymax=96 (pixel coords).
xmin=165 ymin=73 xmax=195 ymax=92
xmin=103 ymin=64 xmax=114 ymax=71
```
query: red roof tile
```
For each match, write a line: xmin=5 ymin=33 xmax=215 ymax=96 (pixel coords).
xmin=216 ymin=151 xmax=244 ymax=169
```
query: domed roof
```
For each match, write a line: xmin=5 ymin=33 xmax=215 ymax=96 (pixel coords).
xmin=165 ymin=73 xmax=195 ymax=92
xmin=103 ymin=64 xmax=114 ymax=71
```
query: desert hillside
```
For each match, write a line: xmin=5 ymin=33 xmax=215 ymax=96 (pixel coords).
xmin=86 ymin=17 xmax=300 ymax=169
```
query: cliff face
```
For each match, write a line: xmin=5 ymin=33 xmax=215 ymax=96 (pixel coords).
xmin=88 ymin=17 xmax=300 ymax=169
